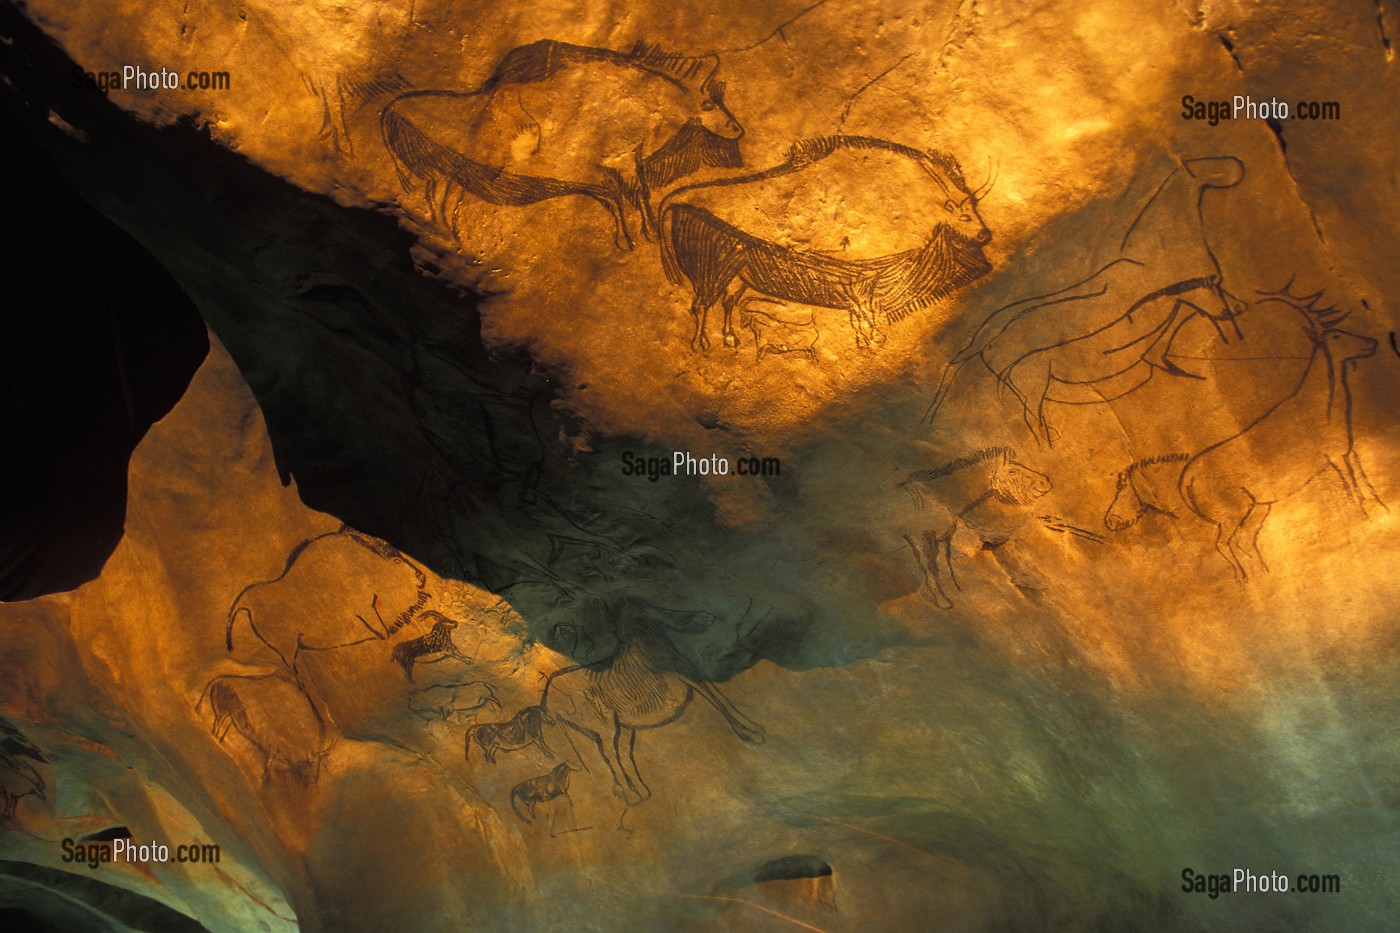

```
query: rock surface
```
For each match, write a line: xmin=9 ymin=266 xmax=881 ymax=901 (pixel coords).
xmin=1 ymin=0 xmax=1399 ymax=930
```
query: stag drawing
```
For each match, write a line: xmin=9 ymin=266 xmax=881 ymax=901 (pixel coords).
xmin=1180 ymin=288 xmax=1382 ymax=580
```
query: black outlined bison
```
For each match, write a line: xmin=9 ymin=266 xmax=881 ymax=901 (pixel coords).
xmin=380 ymin=40 xmax=744 ymax=249
xmin=660 ymin=135 xmax=993 ymax=351
xmin=225 ymin=527 xmax=430 ymax=677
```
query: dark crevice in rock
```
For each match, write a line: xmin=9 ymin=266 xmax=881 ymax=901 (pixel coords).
xmin=1377 ymin=0 xmax=1394 ymax=60
xmin=1216 ymin=31 xmax=1244 ymax=72
xmin=0 ymin=94 xmax=209 ymax=602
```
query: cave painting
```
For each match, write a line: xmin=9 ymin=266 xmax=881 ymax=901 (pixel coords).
xmin=0 ymin=716 xmax=47 ymax=820
xmin=460 ymin=600 xmax=764 ymax=809
xmin=928 ymin=155 xmax=1246 ymax=443
xmin=539 ymin=600 xmax=765 ymax=804
xmin=660 ymin=135 xmax=994 ymax=352
xmin=899 ymin=447 xmax=1103 ymax=609
xmin=1180 ymin=290 xmax=1383 ymax=581
xmin=1092 ymin=287 xmax=1384 ymax=581
xmin=381 ymin=40 xmax=743 ymax=250
xmin=407 ymin=679 xmax=501 ymax=725
xmin=197 ymin=672 xmax=336 ymax=785
xmin=464 ymin=705 xmax=555 ymax=766
xmin=1104 ymin=453 xmax=1192 ymax=532
xmin=224 ymin=526 xmax=431 ymax=676
xmin=390 ymin=610 xmax=470 ymax=682
xmin=510 ymin=761 xmax=586 ymax=836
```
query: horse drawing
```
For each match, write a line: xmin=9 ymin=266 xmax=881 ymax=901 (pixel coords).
xmin=1104 ymin=453 xmax=1191 ymax=531
xmin=928 ymin=156 xmax=1246 ymax=443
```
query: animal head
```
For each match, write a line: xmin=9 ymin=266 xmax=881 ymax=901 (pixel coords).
xmin=695 ymin=67 xmax=743 ymax=141
xmin=626 ymin=43 xmax=743 ymax=141
xmin=990 ymin=455 xmax=1052 ymax=505
xmin=1322 ymin=329 xmax=1378 ymax=363
xmin=1266 ymin=283 xmax=1378 ymax=365
xmin=1183 ymin=155 xmax=1245 ymax=189
xmin=419 ymin=611 xmax=458 ymax=632
xmin=1104 ymin=469 xmax=1145 ymax=531
xmin=921 ymin=149 xmax=992 ymax=247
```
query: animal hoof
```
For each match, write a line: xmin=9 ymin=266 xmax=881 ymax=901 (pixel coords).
xmin=723 ymin=333 xmax=740 ymax=349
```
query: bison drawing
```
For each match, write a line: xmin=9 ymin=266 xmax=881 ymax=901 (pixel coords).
xmin=380 ymin=40 xmax=744 ymax=250
xmin=225 ymin=526 xmax=430 ymax=677
xmin=659 ymin=135 xmax=993 ymax=351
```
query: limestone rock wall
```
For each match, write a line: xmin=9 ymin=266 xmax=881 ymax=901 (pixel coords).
xmin=1 ymin=0 xmax=1398 ymax=930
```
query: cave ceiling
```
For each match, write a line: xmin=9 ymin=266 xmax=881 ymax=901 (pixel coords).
xmin=1 ymin=0 xmax=1398 ymax=930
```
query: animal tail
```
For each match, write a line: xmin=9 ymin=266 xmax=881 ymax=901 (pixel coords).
xmin=195 ymin=677 xmax=217 ymax=715
xmin=510 ymin=788 xmax=533 ymax=824
xmin=380 ymin=95 xmax=448 ymax=193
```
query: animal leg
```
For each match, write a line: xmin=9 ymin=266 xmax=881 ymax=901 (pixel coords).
xmin=1234 ymin=502 xmax=1271 ymax=576
xmin=597 ymin=170 xmax=636 ymax=252
xmin=904 ymin=533 xmax=942 ymax=606
xmin=1344 ymin=450 xmax=1388 ymax=513
xmin=511 ymin=790 xmax=535 ymax=824
xmin=564 ymin=720 xmax=631 ymax=801
xmin=1211 ymin=521 xmax=1248 ymax=583
xmin=630 ymin=146 xmax=656 ymax=243
xmin=720 ymin=282 xmax=748 ymax=350
xmin=920 ymin=531 xmax=955 ymax=610
xmin=615 ymin=724 xmax=650 ymax=802
xmin=939 ymin=528 xmax=961 ymax=592
xmin=1003 ymin=357 xmax=1055 ymax=445
xmin=690 ymin=294 xmax=714 ymax=352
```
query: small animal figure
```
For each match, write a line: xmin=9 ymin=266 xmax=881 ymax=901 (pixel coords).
xmin=407 ymin=681 xmax=500 ymax=723
xmin=464 ymin=706 xmax=554 ymax=766
xmin=1181 ymin=291 xmax=1382 ymax=580
xmin=510 ymin=761 xmax=579 ymax=824
xmin=899 ymin=447 xmax=1054 ymax=609
xmin=390 ymin=612 xmax=467 ymax=682
xmin=739 ymin=299 xmax=819 ymax=363
xmin=0 ymin=717 xmax=47 ymax=820
xmin=1104 ymin=454 xmax=1191 ymax=531
xmin=197 ymin=672 xmax=335 ymax=785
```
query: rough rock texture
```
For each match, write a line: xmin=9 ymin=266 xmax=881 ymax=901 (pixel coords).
xmin=2 ymin=0 xmax=1399 ymax=930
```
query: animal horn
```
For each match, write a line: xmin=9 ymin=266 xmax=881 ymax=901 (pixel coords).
xmin=973 ymin=157 xmax=999 ymax=200
xmin=698 ymin=52 xmax=722 ymax=89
